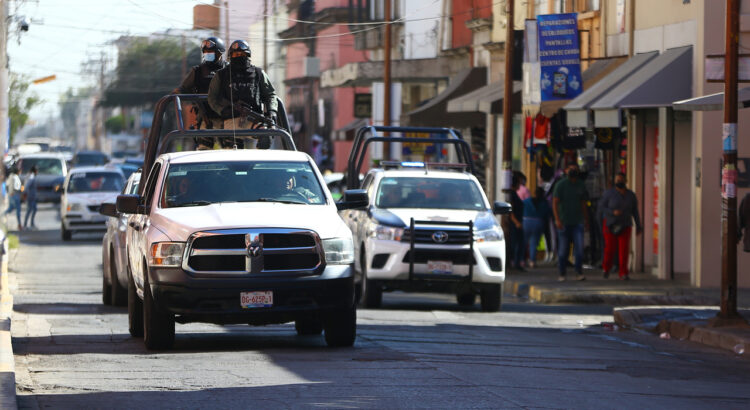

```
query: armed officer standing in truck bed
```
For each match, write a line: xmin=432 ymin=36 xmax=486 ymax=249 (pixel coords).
xmin=208 ymin=40 xmax=278 ymax=132
xmin=174 ymin=37 xmax=227 ymax=132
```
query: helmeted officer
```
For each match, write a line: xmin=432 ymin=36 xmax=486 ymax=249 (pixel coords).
xmin=175 ymin=36 xmax=227 ymax=131
xmin=208 ymin=40 xmax=278 ymax=132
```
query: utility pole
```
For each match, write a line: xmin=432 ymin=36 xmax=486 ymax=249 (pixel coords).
xmin=499 ymin=0 xmax=514 ymax=202
xmin=0 ymin=0 xmax=9 ymax=176
xmin=95 ymin=51 xmax=106 ymax=151
xmin=383 ymin=0 xmax=392 ymax=158
xmin=628 ymin=0 xmax=635 ymax=57
xmin=180 ymin=34 xmax=187 ymax=79
xmin=224 ymin=1 xmax=230 ymax=46
xmin=263 ymin=0 xmax=268 ymax=72
xmin=714 ymin=0 xmax=744 ymax=325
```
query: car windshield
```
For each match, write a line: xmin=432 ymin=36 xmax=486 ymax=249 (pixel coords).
xmin=20 ymin=158 xmax=64 ymax=175
xmin=376 ymin=177 xmax=486 ymax=210
xmin=67 ymin=172 xmax=124 ymax=193
xmin=75 ymin=153 xmax=108 ymax=166
xmin=162 ymin=161 xmax=326 ymax=208
xmin=114 ymin=163 xmax=139 ymax=179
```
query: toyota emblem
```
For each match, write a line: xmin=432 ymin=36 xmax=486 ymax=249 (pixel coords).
xmin=432 ymin=231 xmax=449 ymax=244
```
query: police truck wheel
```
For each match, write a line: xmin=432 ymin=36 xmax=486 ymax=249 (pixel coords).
xmin=127 ymin=266 xmax=144 ymax=338
xmin=480 ymin=284 xmax=502 ymax=312
xmin=324 ymin=306 xmax=356 ymax=347
xmin=360 ymin=252 xmax=382 ymax=308
xmin=143 ymin=263 xmax=175 ymax=350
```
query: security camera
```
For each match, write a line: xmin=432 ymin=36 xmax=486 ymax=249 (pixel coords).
xmin=19 ymin=19 xmax=29 ymax=32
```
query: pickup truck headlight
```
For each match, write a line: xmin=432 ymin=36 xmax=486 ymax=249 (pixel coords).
xmin=66 ymin=203 xmax=83 ymax=212
xmin=475 ymin=226 xmax=504 ymax=242
xmin=150 ymin=242 xmax=185 ymax=267
xmin=322 ymin=238 xmax=354 ymax=265
xmin=367 ymin=224 xmax=404 ymax=241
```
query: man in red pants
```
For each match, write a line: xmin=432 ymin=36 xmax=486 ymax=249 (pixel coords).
xmin=599 ymin=173 xmax=642 ymax=280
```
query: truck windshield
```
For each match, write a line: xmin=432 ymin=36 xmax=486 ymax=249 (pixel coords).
xmin=376 ymin=177 xmax=486 ymax=210
xmin=20 ymin=158 xmax=64 ymax=175
xmin=67 ymin=172 xmax=124 ymax=193
xmin=163 ymin=161 xmax=326 ymax=208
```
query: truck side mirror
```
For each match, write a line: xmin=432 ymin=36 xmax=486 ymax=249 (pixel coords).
xmin=336 ymin=189 xmax=369 ymax=211
xmin=99 ymin=202 xmax=118 ymax=218
xmin=493 ymin=201 xmax=513 ymax=215
xmin=117 ymin=194 xmax=142 ymax=214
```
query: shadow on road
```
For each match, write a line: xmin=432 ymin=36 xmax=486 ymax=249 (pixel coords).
xmin=13 ymin=303 xmax=124 ymax=315
xmin=16 ymin=228 xmax=103 ymax=246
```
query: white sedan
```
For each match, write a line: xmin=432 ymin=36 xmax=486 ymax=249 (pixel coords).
xmin=61 ymin=167 xmax=124 ymax=240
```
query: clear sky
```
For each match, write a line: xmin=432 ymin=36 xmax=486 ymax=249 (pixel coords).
xmin=8 ymin=0 xmax=261 ymax=122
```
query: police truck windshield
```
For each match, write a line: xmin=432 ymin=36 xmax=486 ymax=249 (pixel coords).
xmin=162 ymin=161 xmax=326 ymax=208
xmin=376 ymin=177 xmax=486 ymax=210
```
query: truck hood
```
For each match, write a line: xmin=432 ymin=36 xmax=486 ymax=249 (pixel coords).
xmin=376 ymin=208 xmax=498 ymax=231
xmin=66 ymin=191 xmax=120 ymax=205
xmin=152 ymin=202 xmax=352 ymax=242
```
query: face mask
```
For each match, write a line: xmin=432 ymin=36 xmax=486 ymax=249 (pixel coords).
xmin=568 ymin=170 xmax=579 ymax=178
xmin=615 ymin=182 xmax=626 ymax=189
xmin=231 ymin=55 xmax=248 ymax=66
xmin=202 ymin=53 xmax=216 ymax=62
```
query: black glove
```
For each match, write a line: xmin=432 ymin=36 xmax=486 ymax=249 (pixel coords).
xmin=269 ymin=110 xmax=278 ymax=125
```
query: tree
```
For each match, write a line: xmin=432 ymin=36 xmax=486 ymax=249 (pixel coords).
xmin=103 ymin=38 xmax=200 ymax=107
xmin=105 ymin=114 xmax=126 ymax=134
xmin=9 ymin=72 xmax=42 ymax=143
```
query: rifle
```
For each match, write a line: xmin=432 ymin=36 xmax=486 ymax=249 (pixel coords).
xmin=236 ymin=102 xmax=276 ymax=128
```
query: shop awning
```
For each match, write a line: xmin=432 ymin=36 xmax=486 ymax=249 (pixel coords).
xmin=591 ymin=46 xmax=693 ymax=127
xmin=401 ymin=67 xmax=487 ymax=127
xmin=538 ymin=57 xmax=627 ymax=117
xmin=564 ymin=51 xmax=658 ymax=127
xmin=673 ymin=87 xmax=750 ymax=111
xmin=334 ymin=118 xmax=370 ymax=140
xmin=446 ymin=80 xmax=522 ymax=114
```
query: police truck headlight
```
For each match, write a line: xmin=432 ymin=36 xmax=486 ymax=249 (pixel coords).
xmin=367 ymin=223 xmax=404 ymax=241
xmin=322 ymin=238 xmax=354 ymax=265
xmin=66 ymin=203 xmax=83 ymax=212
xmin=475 ymin=226 xmax=504 ymax=242
xmin=150 ymin=242 xmax=185 ymax=267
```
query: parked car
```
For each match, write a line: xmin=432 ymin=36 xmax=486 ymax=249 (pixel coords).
xmin=16 ymin=153 xmax=68 ymax=203
xmin=101 ymin=171 xmax=140 ymax=306
xmin=71 ymin=150 xmax=109 ymax=167
xmin=60 ymin=167 xmax=124 ymax=240
xmin=110 ymin=149 xmax=367 ymax=349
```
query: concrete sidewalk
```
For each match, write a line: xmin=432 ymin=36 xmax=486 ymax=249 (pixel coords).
xmin=504 ymin=265 xmax=750 ymax=306
xmin=614 ymin=306 xmax=750 ymax=355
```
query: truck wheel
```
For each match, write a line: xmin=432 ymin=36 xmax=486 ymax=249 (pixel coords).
xmin=61 ymin=223 xmax=72 ymax=241
xmin=127 ymin=266 xmax=144 ymax=337
xmin=143 ymin=263 xmax=175 ymax=350
xmin=456 ymin=292 xmax=476 ymax=306
xmin=324 ymin=306 xmax=356 ymax=347
xmin=295 ymin=317 xmax=323 ymax=336
xmin=110 ymin=249 xmax=127 ymax=307
xmin=101 ymin=257 xmax=112 ymax=306
xmin=480 ymin=284 xmax=502 ymax=312
xmin=360 ymin=253 xmax=382 ymax=308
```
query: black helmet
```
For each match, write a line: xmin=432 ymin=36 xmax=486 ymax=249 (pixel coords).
xmin=229 ymin=40 xmax=251 ymax=57
xmin=201 ymin=36 xmax=226 ymax=53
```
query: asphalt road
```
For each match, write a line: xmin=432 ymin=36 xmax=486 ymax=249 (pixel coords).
xmin=8 ymin=206 xmax=750 ymax=409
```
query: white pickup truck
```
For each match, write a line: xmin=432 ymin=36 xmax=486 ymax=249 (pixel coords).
xmin=110 ymin=149 xmax=368 ymax=349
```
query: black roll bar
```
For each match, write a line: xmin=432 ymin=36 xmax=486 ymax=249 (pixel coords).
xmin=346 ymin=125 xmax=475 ymax=189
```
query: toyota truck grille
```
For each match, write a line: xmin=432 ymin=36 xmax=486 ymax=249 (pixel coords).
xmin=183 ymin=229 xmax=323 ymax=275
xmin=401 ymin=228 xmax=472 ymax=245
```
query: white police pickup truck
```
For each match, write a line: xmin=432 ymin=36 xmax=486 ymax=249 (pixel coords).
xmin=341 ymin=126 xmax=511 ymax=311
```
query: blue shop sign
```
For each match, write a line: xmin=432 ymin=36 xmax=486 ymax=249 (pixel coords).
xmin=537 ymin=13 xmax=583 ymax=101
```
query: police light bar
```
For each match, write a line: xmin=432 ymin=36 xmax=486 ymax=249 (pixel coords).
xmin=400 ymin=161 xmax=425 ymax=167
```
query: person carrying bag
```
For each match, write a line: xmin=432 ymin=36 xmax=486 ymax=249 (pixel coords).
xmin=599 ymin=172 xmax=642 ymax=280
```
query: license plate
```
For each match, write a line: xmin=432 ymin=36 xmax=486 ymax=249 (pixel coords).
xmin=240 ymin=291 xmax=273 ymax=308
xmin=427 ymin=260 xmax=453 ymax=274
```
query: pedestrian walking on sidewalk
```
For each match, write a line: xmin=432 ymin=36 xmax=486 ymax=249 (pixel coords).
xmin=509 ymin=173 xmax=525 ymax=270
xmin=23 ymin=165 xmax=38 ymax=230
xmin=552 ymin=163 xmax=589 ymax=281
xmin=4 ymin=166 xmax=22 ymax=230
xmin=522 ymin=187 xmax=551 ymax=268
xmin=599 ymin=172 xmax=642 ymax=280
xmin=739 ymin=192 xmax=750 ymax=252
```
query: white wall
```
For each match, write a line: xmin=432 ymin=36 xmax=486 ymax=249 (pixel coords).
xmin=403 ymin=0 xmax=440 ymax=59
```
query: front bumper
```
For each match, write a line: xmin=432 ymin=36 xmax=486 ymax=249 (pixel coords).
xmin=149 ymin=264 xmax=355 ymax=325
xmin=63 ymin=213 xmax=108 ymax=231
xmin=364 ymin=238 xmax=505 ymax=284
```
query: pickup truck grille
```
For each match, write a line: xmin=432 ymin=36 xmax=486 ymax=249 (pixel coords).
xmin=401 ymin=228 xmax=472 ymax=245
xmin=183 ymin=229 xmax=323 ymax=275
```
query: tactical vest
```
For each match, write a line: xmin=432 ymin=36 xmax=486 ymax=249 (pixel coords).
xmin=192 ymin=62 xmax=224 ymax=94
xmin=218 ymin=63 xmax=263 ymax=112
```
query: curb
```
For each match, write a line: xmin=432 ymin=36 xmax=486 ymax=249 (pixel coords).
xmin=614 ymin=306 xmax=750 ymax=354
xmin=0 ymin=235 xmax=16 ymax=410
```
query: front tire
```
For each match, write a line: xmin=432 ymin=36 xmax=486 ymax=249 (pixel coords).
xmin=127 ymin=266 xmax=144 ymax=337
xmin=143 ymin=263 xmax=175 ymax=350
xmin=360 ymin=252 xmax=382 ymax=308
xmin=480 ymin=284 xmax=502 ymax=312
xmin=110 ymin=249 xmax=127 ymax=306
xmin=324 ymin=306 xmax=356 ymax=347
xmin=61 ymin=222 xmax=71 ymax=241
